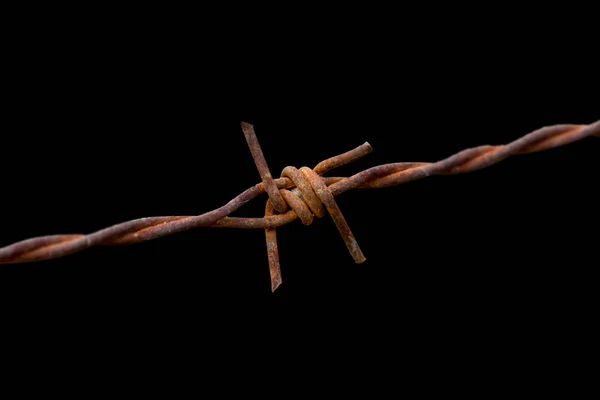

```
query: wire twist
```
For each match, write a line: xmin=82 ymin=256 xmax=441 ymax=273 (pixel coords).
xmin=243 ymin=122 xmax=371 ymax=290
xmin=1 ymin=120 xmax=598 ymax=291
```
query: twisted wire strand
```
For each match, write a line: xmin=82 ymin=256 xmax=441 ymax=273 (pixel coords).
xmin=234 ymin=122 xmax=600 ymax=290
xmin=1 ymin=121 xmax=598 ymax=286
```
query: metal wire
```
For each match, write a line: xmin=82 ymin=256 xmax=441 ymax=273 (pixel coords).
xmin=1 ymin=120 xmax=598 ymax=291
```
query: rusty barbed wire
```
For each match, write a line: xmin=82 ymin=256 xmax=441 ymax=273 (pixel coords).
xmin=1 ymin=120 xmax=598 ymax=291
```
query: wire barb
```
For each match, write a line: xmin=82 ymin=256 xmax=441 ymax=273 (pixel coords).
xmin=243 ymin=123 xmax=372 ymax=290
xmin=1 ymin=120 xmax=598 ymax=291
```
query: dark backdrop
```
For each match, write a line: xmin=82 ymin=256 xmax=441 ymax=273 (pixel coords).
xmin=1 ymin=24 xmax=597 ymax=368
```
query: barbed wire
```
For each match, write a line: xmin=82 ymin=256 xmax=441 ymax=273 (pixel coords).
xmin=1 ymin=120 xmax=598 ymax=291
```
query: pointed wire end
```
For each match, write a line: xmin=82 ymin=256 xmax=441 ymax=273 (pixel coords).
xmin=363 ymin=142 xmax=374 ymax=153
xmin=271 ymin=277 xmax=282 ymax=292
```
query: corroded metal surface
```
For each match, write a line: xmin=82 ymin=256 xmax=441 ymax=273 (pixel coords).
xmin=241 ymin=121 xmax=287 ymax=214
xmin=243 ymin=129 xmax=372 ymax=290
xmin=1 ymin=120 xmax=598 ymax=291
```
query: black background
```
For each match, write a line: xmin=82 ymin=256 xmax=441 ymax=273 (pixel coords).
xmin=0 ymin=13 xmax=597 ymax=374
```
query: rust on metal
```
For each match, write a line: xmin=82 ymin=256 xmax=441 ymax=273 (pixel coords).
xmin=281 ymin=166 xmax=326 ymax=219
xmin=241 ymin=121 xmax=287 ymax=214
xmin=300 ymin=167 xmax=365 ymax=264
xmin=264 ymin=200 xmax=282 ymax=292
xmin=1 ymin=120 xmax=598 ymax=291
xmin=245 ymin=135 xmax=372 ymax=289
